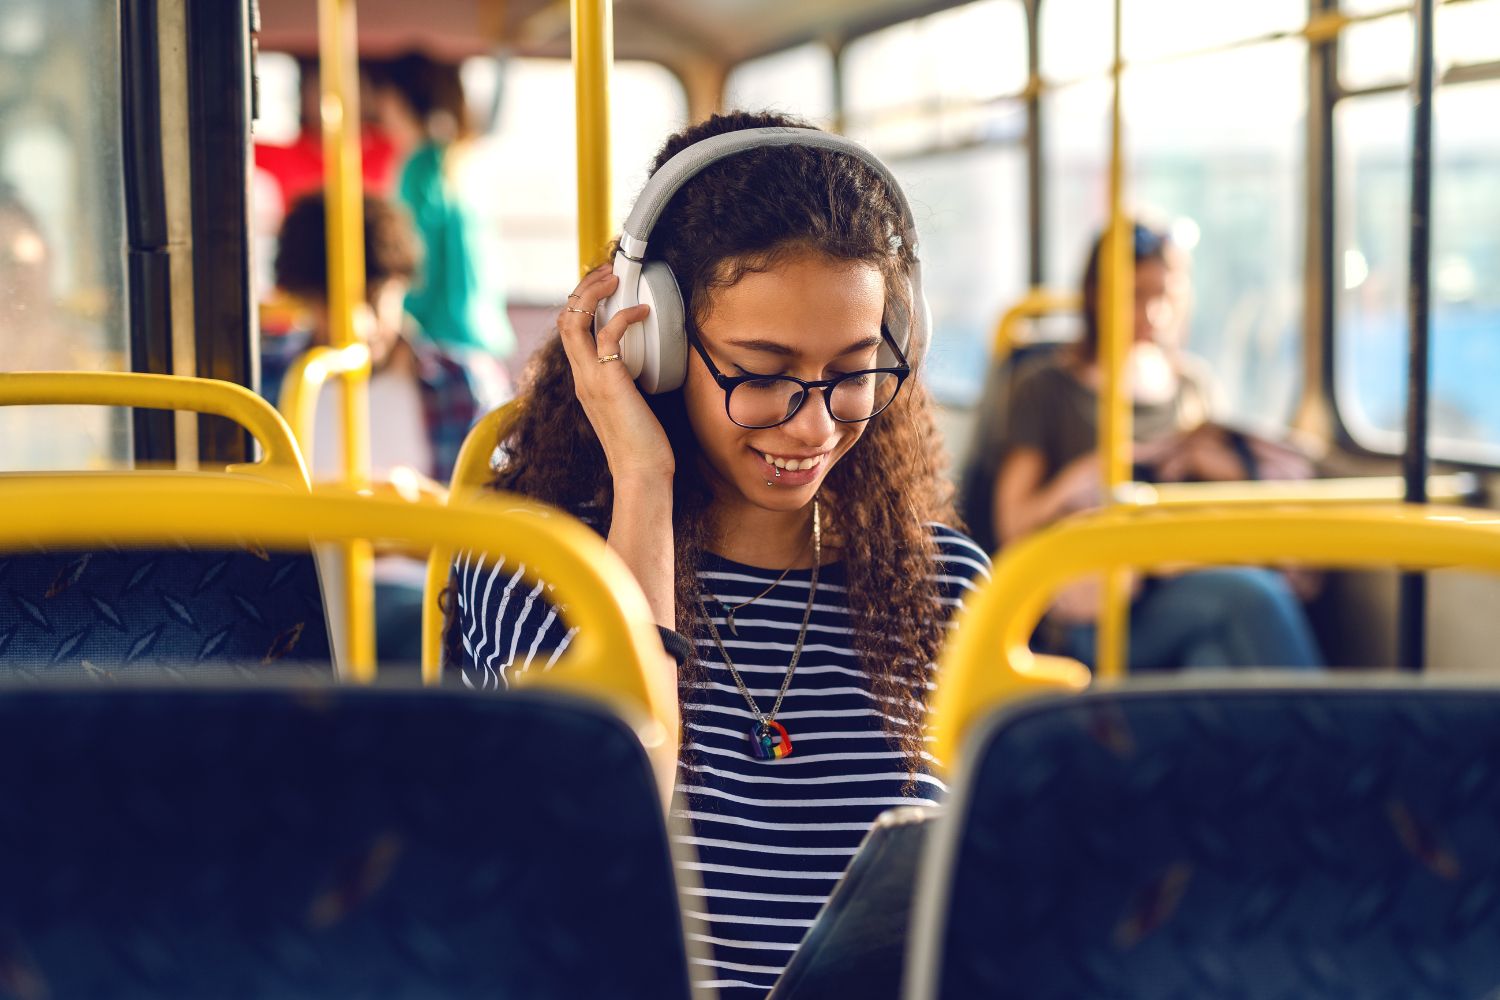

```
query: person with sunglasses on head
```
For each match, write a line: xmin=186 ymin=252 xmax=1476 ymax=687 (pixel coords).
xmin=984 ymin=221 xmax=1323 ymax=671
xmin=446 ymin=112 xmax=989 ymax=999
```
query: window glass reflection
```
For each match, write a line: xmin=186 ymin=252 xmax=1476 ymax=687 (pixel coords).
xmin=1335 ymin=82 xmax=1500 ymax=461
xmin=0 ymin=0 xmax=129 ymax=470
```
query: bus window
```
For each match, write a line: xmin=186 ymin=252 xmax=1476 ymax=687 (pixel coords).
xmin=0 ymin=0 xmax=129 ymax=471
xmin=1122 ymin=0 xmax=1304 ymax=62
xmin=1439 ymin=0 xmax=1500 ymax=68
xmin=1040 ymin=0 xmax=1304 ymax=82
xmin=842 ymin=0 xmax=1027 ymax=157
xmin=892 ymin=147 xmax=1028 ymax=410
xmin=1128 ymin=42 xmax=1306 ymax=429
xmin=1044 ymin=40 xmax=1306 ymax=430
xmin=462 ymin=57 xmax=687 ymax=308
xmin=1340 ymin=14 xmax=1417 ymax=91
xmin=1343 ymin=1 xmax=1500 ymax=92
xmin=724 ymin=42 xmax=836 ymax=129
xmin=1334 ymin=80 xmax=1500 ymax=463
xmin=832 ymin=0 xmax=1028 ymax=414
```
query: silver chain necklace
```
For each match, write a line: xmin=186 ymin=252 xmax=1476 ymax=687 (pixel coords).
xmin=700 ymin=498 xmax=820 ymax=761
xmin=715 ymin=531 xmax=808 ymax=637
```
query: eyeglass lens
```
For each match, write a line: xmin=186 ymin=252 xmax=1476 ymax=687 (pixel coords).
xmin=727 ymin=371 xmax=901 ymax=429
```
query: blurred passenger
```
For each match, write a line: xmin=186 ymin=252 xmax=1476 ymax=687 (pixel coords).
xmin=371 ymin=52 xmax=515 ymax=359
xmin=253 ymin=58 xmax=399 ymax=316
xmin=253 ymin=57 xmax=398 ymax=209
xmin=261 ymin=192 xmax=509 ymax=663
xmin=987 ymin=222 xmax=1322 ymax=670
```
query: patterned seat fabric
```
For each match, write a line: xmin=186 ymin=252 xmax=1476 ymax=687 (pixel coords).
xmin=0 ymin=547 xmax=332 ymax=673
xmin=0 ymin=686 xmax=698 ymax=999
xmin=930 ymin=686 xmax=1500 ymax=1000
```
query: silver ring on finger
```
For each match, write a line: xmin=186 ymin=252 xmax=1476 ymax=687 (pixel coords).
xmin=597 ymin=353 xmax=623 ymax=364
xmin=565 ymin=306 xmax=595 ymax=317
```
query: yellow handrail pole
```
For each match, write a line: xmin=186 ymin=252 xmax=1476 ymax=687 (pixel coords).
xmin=1095 ymin=0 xmax=1133 ymax=680
xmin=571 ymin=0 xmax=613 ymax=272
xmin=1126 ymin=473 xmax=1476 ymax=507
xmin=318 ymin=0 xmax=376 ymax=681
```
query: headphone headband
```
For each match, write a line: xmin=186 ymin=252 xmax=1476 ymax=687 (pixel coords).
xmin=619 ymin=127 xmax=920 ymax=263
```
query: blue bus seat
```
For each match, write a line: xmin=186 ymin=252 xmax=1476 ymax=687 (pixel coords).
xmin=0 ymin=685 xmax=701 ymax=999
xmin=0 ymin=546 xmax=333 ymax=673
xmin=910 ymin=682 xmax=1500 ymax=1000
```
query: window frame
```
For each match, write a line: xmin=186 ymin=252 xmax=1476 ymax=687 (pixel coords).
xmin=1322 ymin=2 xmax=1500 ymax=468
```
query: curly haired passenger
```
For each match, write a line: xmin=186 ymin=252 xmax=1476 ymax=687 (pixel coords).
xmin=446 ymin=112 xmax=989 ymax=999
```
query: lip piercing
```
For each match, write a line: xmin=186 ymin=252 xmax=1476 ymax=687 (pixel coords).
xmin=774 ymin=468 xmax=782 ymax=478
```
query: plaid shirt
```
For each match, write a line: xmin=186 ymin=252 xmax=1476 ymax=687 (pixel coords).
xmin=260 ymin=330 xmax=510 ymax=484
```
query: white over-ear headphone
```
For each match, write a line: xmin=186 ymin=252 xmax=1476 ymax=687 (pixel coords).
xmin=595 ymin=126 xmax=931 ymax=394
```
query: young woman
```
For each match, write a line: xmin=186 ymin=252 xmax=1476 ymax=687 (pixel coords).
xmin=449 ymin=112 xmax=989 ymax=998
xmin=991 ymin=222 xmax=1323 ymax=670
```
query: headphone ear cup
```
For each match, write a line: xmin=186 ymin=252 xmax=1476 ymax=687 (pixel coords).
xmin=878 ymin=274 xmax=928 ymax=368
xmin=636 ymin=260 xmax=687 ymax=394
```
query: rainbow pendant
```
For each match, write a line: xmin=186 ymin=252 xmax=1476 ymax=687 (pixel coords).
xmin=750 ymin=720 xmax=793 ymax=760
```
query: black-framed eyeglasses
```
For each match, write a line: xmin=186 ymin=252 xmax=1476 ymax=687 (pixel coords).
xmin=689 ymin=330 xmax=911 ymax=430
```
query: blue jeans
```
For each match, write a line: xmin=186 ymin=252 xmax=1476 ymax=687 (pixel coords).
xmin=1061 ymin=568 xmax=1323 ymax=671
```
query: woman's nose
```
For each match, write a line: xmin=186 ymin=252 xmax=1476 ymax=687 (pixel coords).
xmin=783 ymin=387 xmax=837 ymax=443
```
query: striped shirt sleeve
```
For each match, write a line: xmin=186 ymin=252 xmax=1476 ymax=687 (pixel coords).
xmin=451 ymin=549 xmax=575 ymax=690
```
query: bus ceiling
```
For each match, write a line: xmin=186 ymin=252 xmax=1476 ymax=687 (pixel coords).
xmin=253 ymin=0 xmax=984 ymax=70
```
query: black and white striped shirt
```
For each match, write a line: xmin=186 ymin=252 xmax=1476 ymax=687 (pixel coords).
xmin=453 ymin=524 xmax=990 ymax=999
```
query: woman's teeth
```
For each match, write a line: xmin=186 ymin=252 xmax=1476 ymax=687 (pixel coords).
xmin=762 ymin=453 xmax=821 ymax=472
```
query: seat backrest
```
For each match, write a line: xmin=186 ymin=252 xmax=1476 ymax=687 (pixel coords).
xmin=909 ymin=684 xmax=1500 ymax=1000
xmin=0 ymin=546 xmax=332 ymax=673
xmin=0 ymin=685 xmax=700 ymax=999
xmin=0 ymin=373 xmax=334 ymax=674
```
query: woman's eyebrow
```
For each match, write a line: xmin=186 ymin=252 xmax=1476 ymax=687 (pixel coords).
xmin=726 ymin=338 xmax=797 ymax=357
xmin=835 ymin=335 xmax=883 ymax=356
xmin=725 ymin=335 xmax=883 ymax=358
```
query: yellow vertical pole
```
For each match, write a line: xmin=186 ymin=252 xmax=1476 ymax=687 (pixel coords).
xmin=571 ymin=0 xmax=613 ymax=273
xmin=318 ymin=0 xmax=377 ymax=681
xmin=1095 ymin=0 xmax=1133 ymax=681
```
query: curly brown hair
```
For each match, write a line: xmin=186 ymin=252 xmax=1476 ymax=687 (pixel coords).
xmin=459 ymin=111 xmax=956 ymax=778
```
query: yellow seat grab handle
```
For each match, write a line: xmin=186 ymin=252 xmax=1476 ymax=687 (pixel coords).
xmin=991 ymin=289 xmax=1082 ymax=359
xmin=275 ymin=343 xmax=373 ymax=470
xmin=930 ymin=502 xmax=1500 ymax=771
xmin=0 ymin=474 xmax=678 ymax=800
xmin=0 ymin=371 xmax=310 ymax=488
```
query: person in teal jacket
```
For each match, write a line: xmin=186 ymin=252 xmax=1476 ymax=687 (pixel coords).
xmin=372 ymin=52 xmax=515 ymax=359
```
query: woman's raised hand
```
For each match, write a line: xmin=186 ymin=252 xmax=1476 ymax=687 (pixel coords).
xmin=556 ymin=265 xmax=674 ymax=482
